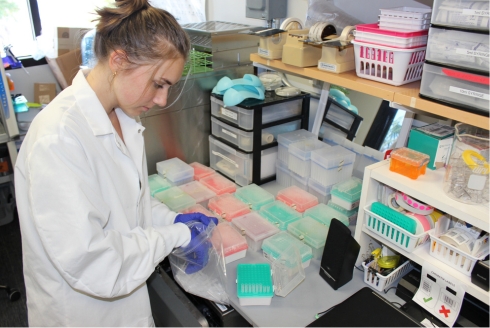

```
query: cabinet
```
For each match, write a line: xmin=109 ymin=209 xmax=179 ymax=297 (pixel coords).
xmin=353 ymin=160 xmax=489 ymax=305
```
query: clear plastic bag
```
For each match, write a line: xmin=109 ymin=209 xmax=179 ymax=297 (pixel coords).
xmin=306 ymin=0 xmax=362 ymax=31
xmin=169 ymin=221 xmax=230 ymax=305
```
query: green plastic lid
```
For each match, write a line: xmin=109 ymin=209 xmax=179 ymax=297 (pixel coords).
xmin=326 ymin=200 xmax=358 ymax=219
xmin=261 ymin=231 xmax=313 ymax=263
xmin=287 ymin=216 xmax=329 ymax=249
xmin=259 ymin=201 xmax=302 ymax=230
xmin=234 ymin=184 xmax=275 ymax=210
xmin=304 ymin=203 xmax=349 ymax=227
xmin=331 ymin=177 xmax=362 ymax=202
xmin=153 ymin=187 xmax=196 ymax=212
xmin=148 ymin=174 xmax=172 ymax=196
xmin=237 ymin=263 xmax=274 ymax=298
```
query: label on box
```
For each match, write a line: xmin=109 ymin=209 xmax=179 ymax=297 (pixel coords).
xmin=222 ymin=128 xmax=237 ymax=139
xmin=258 ymin=48 xmax=270 ymax=57
xmin=456 ymin=48 xmax=489 ymax=59
xmin=434 ymin=137 xmax=453 ymax=169
xmin=318 ymin=62 xmax=337 ymax=72
xmin=462 ymin=9 xmax=489 ymax=17
xmin=220 ymin=106 xmax=238 ymax=120
xmin=449 ymin=86 xmax=489 ymax=100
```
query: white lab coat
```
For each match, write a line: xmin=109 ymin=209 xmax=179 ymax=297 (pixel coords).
xmin=14 ymin=69 xmax=191 ymax=327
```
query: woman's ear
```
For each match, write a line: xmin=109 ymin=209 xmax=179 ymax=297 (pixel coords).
xmin=108 ymin=49 xmax=128 ymax=73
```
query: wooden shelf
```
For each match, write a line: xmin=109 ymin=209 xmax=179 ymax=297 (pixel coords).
xmin=250 ymin=53 xmax=489 ymax=130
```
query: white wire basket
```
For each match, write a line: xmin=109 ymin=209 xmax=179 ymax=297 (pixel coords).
xmin=362 ymin=260 xmax=413 ymax=292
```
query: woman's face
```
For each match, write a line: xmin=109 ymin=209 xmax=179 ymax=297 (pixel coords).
xmin=114 ymin=57 xmax=185 ymax=117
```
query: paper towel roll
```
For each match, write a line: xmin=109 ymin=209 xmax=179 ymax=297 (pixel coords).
xmin=262 ymin=133 xmax=274 ymax=144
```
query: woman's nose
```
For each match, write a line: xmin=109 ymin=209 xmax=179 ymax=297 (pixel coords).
xmin=153 ymin=88 xmax=168 ymax=107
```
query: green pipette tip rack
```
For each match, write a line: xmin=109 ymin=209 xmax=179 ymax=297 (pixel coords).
xmin=183 ymin=49 xmax=213 ymax=75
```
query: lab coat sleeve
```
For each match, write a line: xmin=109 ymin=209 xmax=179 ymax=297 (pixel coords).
xmin=24 ymin=134 xmax=189 ymax=299
xmin=150 ymin=195 xmax=179 ymax=227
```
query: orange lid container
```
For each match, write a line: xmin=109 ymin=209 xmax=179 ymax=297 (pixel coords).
xmin=389 ymin=147 xmax=430 ymax=179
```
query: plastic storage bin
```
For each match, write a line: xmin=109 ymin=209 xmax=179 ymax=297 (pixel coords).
xmin=269 ymin=243 xmax=306 ymax=297
xmin=307 ymin=178 xmax=334 ymax=204
xmin=156 ymin=157 xmax=194 ymax=186
xmin=431 ymin=0 xmax=490 ymax=31
xmin=208 ymin=193 xmax=251 ymax=222
xmin=234 ymin=183 xmax=275 ymax=210
xmin=310 ymin=145 xmax=356 ymax=187
xmin=290 ymin=170 xmax=309 ymax=191
xmin=148 ymin=174 xmax=172 ymax=196
xmin=211 ymin=96 xmax=302 ymax=131
xmin=277 ymin=129 xmax=317 ymax=164
xmin=389 ymin=147 xmax=430 ymax=179
xmin=287 ymin=216 xmax=329 ymax=260
xmin=178 ymin=181 xmax=217 ymax=207
xmin=327 ymin=200 xmax=359 ymax=225
xmin=212 ymin=222 xmax=248 ymax=264
xmin=189 ymin=162 xmax=215 ymax=181
xmin=262 ymin=231 xmax=313 ymax=268
xmin=426 ymin=27 xmax=489 ymax=72
xmin=379 ymin=6 xmax=432 ymax=20
xmin=236 ymin=263 xmax=274 ymax=306
xmin=276 ymin=185 xmax=319 ymax=213
xmin=211 ymin=117 xmax=256 ymax=152
xmin=419 ymin=62 xmax=490 ymax=115
xmin=153 ymin=186 xmax=196 ymax=212
xmin=209 ymin=135 xmax=277 ymax=186
xmin=259 ymin=201 xmax=302 ymax=230
xmin=352 ymin=40 xmax=426 ymax=86
xmin=181 ymin=203 xmax=215 ymax=217
xmin=275 ymin=160 xmax=292 ymax=187
xmin=304 ymin=203 xmax=349 ymax=228
xmin=232 ymin=212 xmax=280 ymax=251
xmin=288 ymin=139 xmax=329 ymax=178
xmin=200 ymin=173 xmax=237 ymax=195
xmin=330 ymin=177 xmax=363 ymax=210
xmin=362 ymin=260 xmax=413 ymax=291
xmin=355 ymin=23 xmax=428 ymax=48
xmin=378 ymin=16 xmax=431 ymax=31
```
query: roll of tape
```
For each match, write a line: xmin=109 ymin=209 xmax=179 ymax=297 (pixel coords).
xmin=395 ymin=192 xmax=434 ymax=215
xmin=280 ymin=17 xmax=303 ymax=31
xmin=405 ymin=212 xmax=431 ymax=234
xmin=388 ymin=193 xmax=404 ymax=212
xmin=439 ymin=228 xmax=474 ymax=254
xmin=308 ymin=22 xmax=335 ymax=42
xmin=339 ymin=25 xmax=355 ymax=41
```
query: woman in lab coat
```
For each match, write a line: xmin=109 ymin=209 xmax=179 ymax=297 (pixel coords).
xmin=14 ymin=0 xmax=216 ymax=326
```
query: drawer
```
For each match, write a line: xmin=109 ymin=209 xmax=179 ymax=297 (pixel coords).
xmin=419 ymin=61 xmax=489 ymax=115
xmin=432 ymin=0 xmax=489 ymax=31
xmin=426 ymin=26 xmax=489 ymax=72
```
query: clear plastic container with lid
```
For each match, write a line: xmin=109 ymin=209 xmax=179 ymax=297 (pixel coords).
xmin=148 ymin=174 xmax=172 ymax=196
xmin=389 ymin=147 xmax=430 ymax=179
xmin=304 ymin=203 xmax=349 ymax=228
xmin=326 ymin=200 xmax=359 ymax=225
xmin=156 ymin=157 xmax=194 ymax=186
xmin=307 ymin=179 xmax=334 ymax=204
xmin=261 ymin=231 xmax=313 ymax=268
xmin=189 ymin=162 xmax=215 ymax=181
xmin=232 ymin=212 xmax=280 ymax=251
xmin=275 ymin=160 xmax=292 ymax=187
xmin=431 ymin=0 xmax=489 ymax=31
xmin=330 ymin=177 xmax=363 ymax=210
xmin=153 ymin=187 xmax=196 ymax=212
xmin=200 ymin=173 xmax=237 ymax=195
xmin=211 ymin=222 xmax=248 ymax=264
xmin=276 ymin=185 xmax=319 ymax=213
xmin=288 ymin=139 xmax=329 ymax=178
xmin=208 ymin=193 xmax=251 ymax=222
xmin=287 ymin=216 xmax=330 ymax=260
xmin=277 ymin=129 xmax=317 ymax=164
xmin=236 ymin=263 xmax=274 ymax=306
xmin=234 ymin=184 xmax=275 ymax=211
xmin=259 ymin=201 xmax=302 ymax=230
xmin=181 ymin=204 xmax=215 ymax=217
xmin=178 ymin=181 xmax=217 ymax=207
xmin=310 ymin=145 xmax=356 ymax=186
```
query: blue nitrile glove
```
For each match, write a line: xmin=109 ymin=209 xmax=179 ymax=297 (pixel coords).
xmin=175 ymin=212 xmax=218 ymax=228
xmin=181 ymin=221 xmax=212 ymax=274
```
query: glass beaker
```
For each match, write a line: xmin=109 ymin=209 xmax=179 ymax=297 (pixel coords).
xmin=443 ymin=123 xmax=489 ymax=205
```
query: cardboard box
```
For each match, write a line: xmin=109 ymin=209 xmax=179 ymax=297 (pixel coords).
xmin=34 ymin=83 xmax=57 ymax=104
xmin=408 ymin=123 xmax=455 ymax=170
xmin=57 ymin=27 xmax=91 ymax=56
xmin=46 ymin=48 xmax=82 ymax=89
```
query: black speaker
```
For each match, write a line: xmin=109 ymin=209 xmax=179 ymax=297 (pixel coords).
xmin=319 ymin=218 xmax=360 ymax=290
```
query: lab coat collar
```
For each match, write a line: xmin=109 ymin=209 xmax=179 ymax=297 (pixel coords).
xmin=71 ymin=69 xmax=114 ymax=137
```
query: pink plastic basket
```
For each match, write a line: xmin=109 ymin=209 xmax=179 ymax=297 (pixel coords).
xmin=355 ymin=24 xmax=428 ymax=37
xmin=354 ymin=24 xmax=428 ymax=49
xmin=352 ymin=40 xmax=426 ymax=86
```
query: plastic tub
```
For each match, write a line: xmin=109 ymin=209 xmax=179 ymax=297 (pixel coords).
xmin=378 ymin=16 xmax=431 ymax=31
xmin=211 ymin=96 xmax=302 ymax=131
xmin=277 ymin=129 xmax=317 ymax=164
xmin=262 ymin=231 xmax=313 ymax=268
xmin=148 ymin=174 xmax=172 ymax=196
xmin=307 ymin=179 xmax=334 ymax=204
xmin=289 ymin=169 xmax=309 ymax=191
xmin=189 ymin=162 xmax=215 ymax=181
xmin=431 ymin=0 xmax=489 ymax=31
xmin=363 ymin=260 xmax=413 ymax=291
xmin=330 ymin=177 xmax=363 ymax=210
xmin=234 ymin=183 xmax=275 ymax=210
xmin=304 ymin=203 xmax=349 ymax=228
xmin=426 ymin=26 xmax=489 ymax=72
xmin=310 ymin=145 xmax=356 ymax=187
xmin=389 ymin=147 xmax=430 ymax=179
xmin=208 ymin=193 xmax=251 ymax=222
xmin=209 ymin=135 xmax=277 ymax=186
xmin=259 ymin=200 xmax=302 ymax=230
xmin=275 ymin=160 xmax=292 ymax=188
xmin=181 ymin=203 xmax=215 ymax=217
xmin=236 ymin=263 xmax=274 ymax=306
xmin=153 ymin=186 xmax=196 ymax=212
xmin=156 ymin=157 xmax=194 ymax=186
xmin=200 ymin=173 xmax=237 ymax=195
xmin=212 ymin=222 xmax=248 ymax=264
xmin=419 ymin=62 xmax=489 ymax=115
xmin=355 ymin=23 xmax=428 ymax=48
xmin=326 ymin=200 xmax=359 ymax=225
xmin=288 ymin=139 xmax=329 ymax=178
xmin=232 ymin=212 xmax=280 ymax=251
xmin=287 ymin=216 xmax=329 ymax=260
xmin=276 ymin=185 xmax=319 ymax=213
xmin=352 ymin=40 xmax=426 ymax=86
xmin=178 ymin=181 xmax=217 ymax=207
